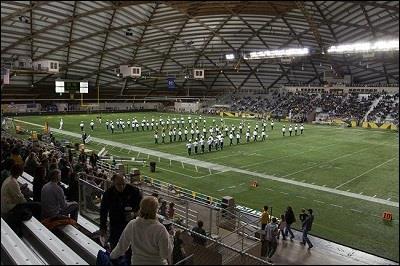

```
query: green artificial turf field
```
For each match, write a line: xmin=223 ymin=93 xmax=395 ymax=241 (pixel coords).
xmin=9 ymin=111 xmax=399 ymax=261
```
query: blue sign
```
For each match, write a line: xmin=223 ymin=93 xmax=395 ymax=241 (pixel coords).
xmin=167 ymin=77 xmax=175 ymax=90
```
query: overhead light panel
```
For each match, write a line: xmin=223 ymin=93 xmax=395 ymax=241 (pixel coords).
xmin=244 ymin=48 xmax=309 ymax=59
xmin=225 ymin=54 xmax=235 ymax=60
xmin=327 ymin=39 xmax=399 ymax=54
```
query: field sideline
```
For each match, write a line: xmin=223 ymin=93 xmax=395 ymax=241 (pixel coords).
xmin=8 ymin=112 xmax=399 ymax=261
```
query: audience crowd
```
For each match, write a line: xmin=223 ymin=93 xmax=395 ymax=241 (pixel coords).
xmin=224 ymin=90 xmax=398 ymax=124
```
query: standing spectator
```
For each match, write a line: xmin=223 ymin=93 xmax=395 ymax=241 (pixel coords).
xmin=299 ymin=208 xmax=308 ymax=223
xmin=301 ymin=209 xmax=314 ymax=249
xmin=261 ymin=206 xmax=270 ymax=230
xmin=168 ymin=202 xmax=175 ymax=220
xmin=264 ymin=217 xmax=279 ymax=263
xmin=284 ymin=206 xmax=296 ymax=240
xmin=32 ymin=165 xmax=47 ymax=202
xmin=89 ymin=151 xmax=99 ymax=167
xmin=172 ymin=230 xmax=186 ymax=264
xmin=41 ymin=169 xmax=79 ymax=221
xmin=1 ymin=164 xmax=41 ymax=235
xmin=277 ymin=214 xmax=287 ymax=240
xmin=24 ymin=151 xmax=40 ymax=176
xmin=110 ymin=196 xmax=173 ymax=265
xmin=192 ymin=220 xmax=207 ymax=246
xmin=58 ymin=155 xmax=72 ymax=185
xmin=100 ymin=174 xmax=143 ymax=249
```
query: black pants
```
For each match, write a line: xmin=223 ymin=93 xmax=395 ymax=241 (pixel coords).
xmin=4 ymin=202 xmax=41 ymax=236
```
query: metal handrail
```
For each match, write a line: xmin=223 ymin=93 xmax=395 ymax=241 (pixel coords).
xmin=165 ymin=217 xmax=271 ymax=265
xmin=174 ymin=254 xmax=194 ymax=265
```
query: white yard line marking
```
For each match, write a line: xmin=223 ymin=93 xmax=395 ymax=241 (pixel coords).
xmin=373 ymin=195 xmax=377 ymax=198
xmin=241 ymin=143 xmax=337 ymax=168
xmin=387 ymin=197 xmax=391 ymax=201
xmin=335 ymin=157 xmax=397 ymax=189
xmin=239 ymin=183 xmax=245 ymax=186
xmin=350 ymin=209 xmax=362 ymax=213
xmin=282 ymin=148 xmax=369 ymax=178
xmin=330 ymin=204 xmax=343 ymax=208
xmin=157 ymin=166 xmax=194 ymax=178
xmin=265 ymin=188 xmax=274 ymax=191
xmin=193 ymin=170 xmax=228 ymax=179
xmin=280 ymin=192 xmax=289 ymax=195
xmin=311 ymin=182 xmax=315 ymax=185
xmin=346 ymin=189 xmax=351 ymax=192
xmin=217 ymin=188 xmax=225 ymax=192
xmin=12 ymin=119 xmax=399 ymax=208
xmin=313 ymin=200 xmax=325 ymax=204
xmin=296 ymin=196 xmax=306 ymax=199
xmin=228 ymin=186 xmax=236 ymax=189
xmin=359 ymin=192 xmax=363 ymax=195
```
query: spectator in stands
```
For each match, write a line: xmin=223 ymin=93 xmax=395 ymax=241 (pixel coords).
xmin=89 ymin=151 xmax=99 ymax=167
xmin=264 ymin=217 xmax=279 ymax=263
xmin=100 ymin=173 xmax=143 ymax=249
xmin=192 ymin=220 xmax=207 ymax=246
xmin=299 ymin=208 xmax=307 ymax=223
xmin=10 ymin=147 xmax=24 ymax=166
xmin=261 ymin=205 xmax=270 ymax=230
xmin=0 ymin=158 xmax=15 ymax=188
xmin=284 ymin=206 xmax=296 ymax=241
xmin=41 ymin=169 xmax=79 ymax=221
xmin=159 ymin=200 xmax=168 ymax=218
xmin=79 ymin=149 xmax=87 ymax=164
xmin=24 ymin=151 xmax=40 ymax=176
xmin=110 ymin=196 xmax=174 ymax=265
xmin=32 ymin=165 xmax=46 ymax=202
xmin=172 ymin=230 xmax=186 ymax=264
xmin=168 ymin=202 xmax=175 ymax=220
xmin=301 ymin=209 xmax=314 ymax=249
xmin=67 ymin=171 xmax=79 ymax=202
xmin=58 ymin=154 xmax=72 ymax=185
xmin=1 ymin=164 xmax=41 ymax=235
xmin=277 ymin=214 xmax=287 ymax=240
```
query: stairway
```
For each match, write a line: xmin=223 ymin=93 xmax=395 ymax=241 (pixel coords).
xmin=364 ymin=95 xmax=382 ymax=122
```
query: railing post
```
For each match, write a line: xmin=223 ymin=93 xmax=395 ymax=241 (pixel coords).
xmin=185 ymin=200 xmax=189 ymax=228
xmin=209 ymin=206 xmax=213 ymax=235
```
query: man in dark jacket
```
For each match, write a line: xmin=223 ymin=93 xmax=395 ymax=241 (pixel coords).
xmin=301 ymin=209 xmax=314 ymax=249
xmin=284 ymin=206 xmax=296 ymax=240
xmin=100 ymin=174 xmax=142 ymax=249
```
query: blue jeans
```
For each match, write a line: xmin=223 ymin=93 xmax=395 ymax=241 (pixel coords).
xmin=284 ymin=223 xmax=295 ymax=238
xmin=302 ymin=228 xmax=313 ymax=247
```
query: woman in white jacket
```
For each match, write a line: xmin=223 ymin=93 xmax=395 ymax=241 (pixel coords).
xmin=110 ymin=196 xmax=174 ymax=265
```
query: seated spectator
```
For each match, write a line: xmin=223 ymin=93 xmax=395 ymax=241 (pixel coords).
xmin=1 ymin=164 xmax=41 ymax=235
xmin=110 ymin=196 xmax=174 ymax=265
xmin=1 ymin=158 xmax=15 ymax=188
xmin=41 ymin=169 xmax=79 ymax=221
xmin=192 ymin=220 xmax=207 ymax=246
xmin=159 ymin=200 xmax=168 ymax=218
xmin=10 ymin=147 xmax=24 ymax=167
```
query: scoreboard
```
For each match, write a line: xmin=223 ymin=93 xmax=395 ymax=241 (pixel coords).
xmin=65 ymin=81 xmax=80 ymax=91
xmin=55 ymin=80 xmax=88 ymax=93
